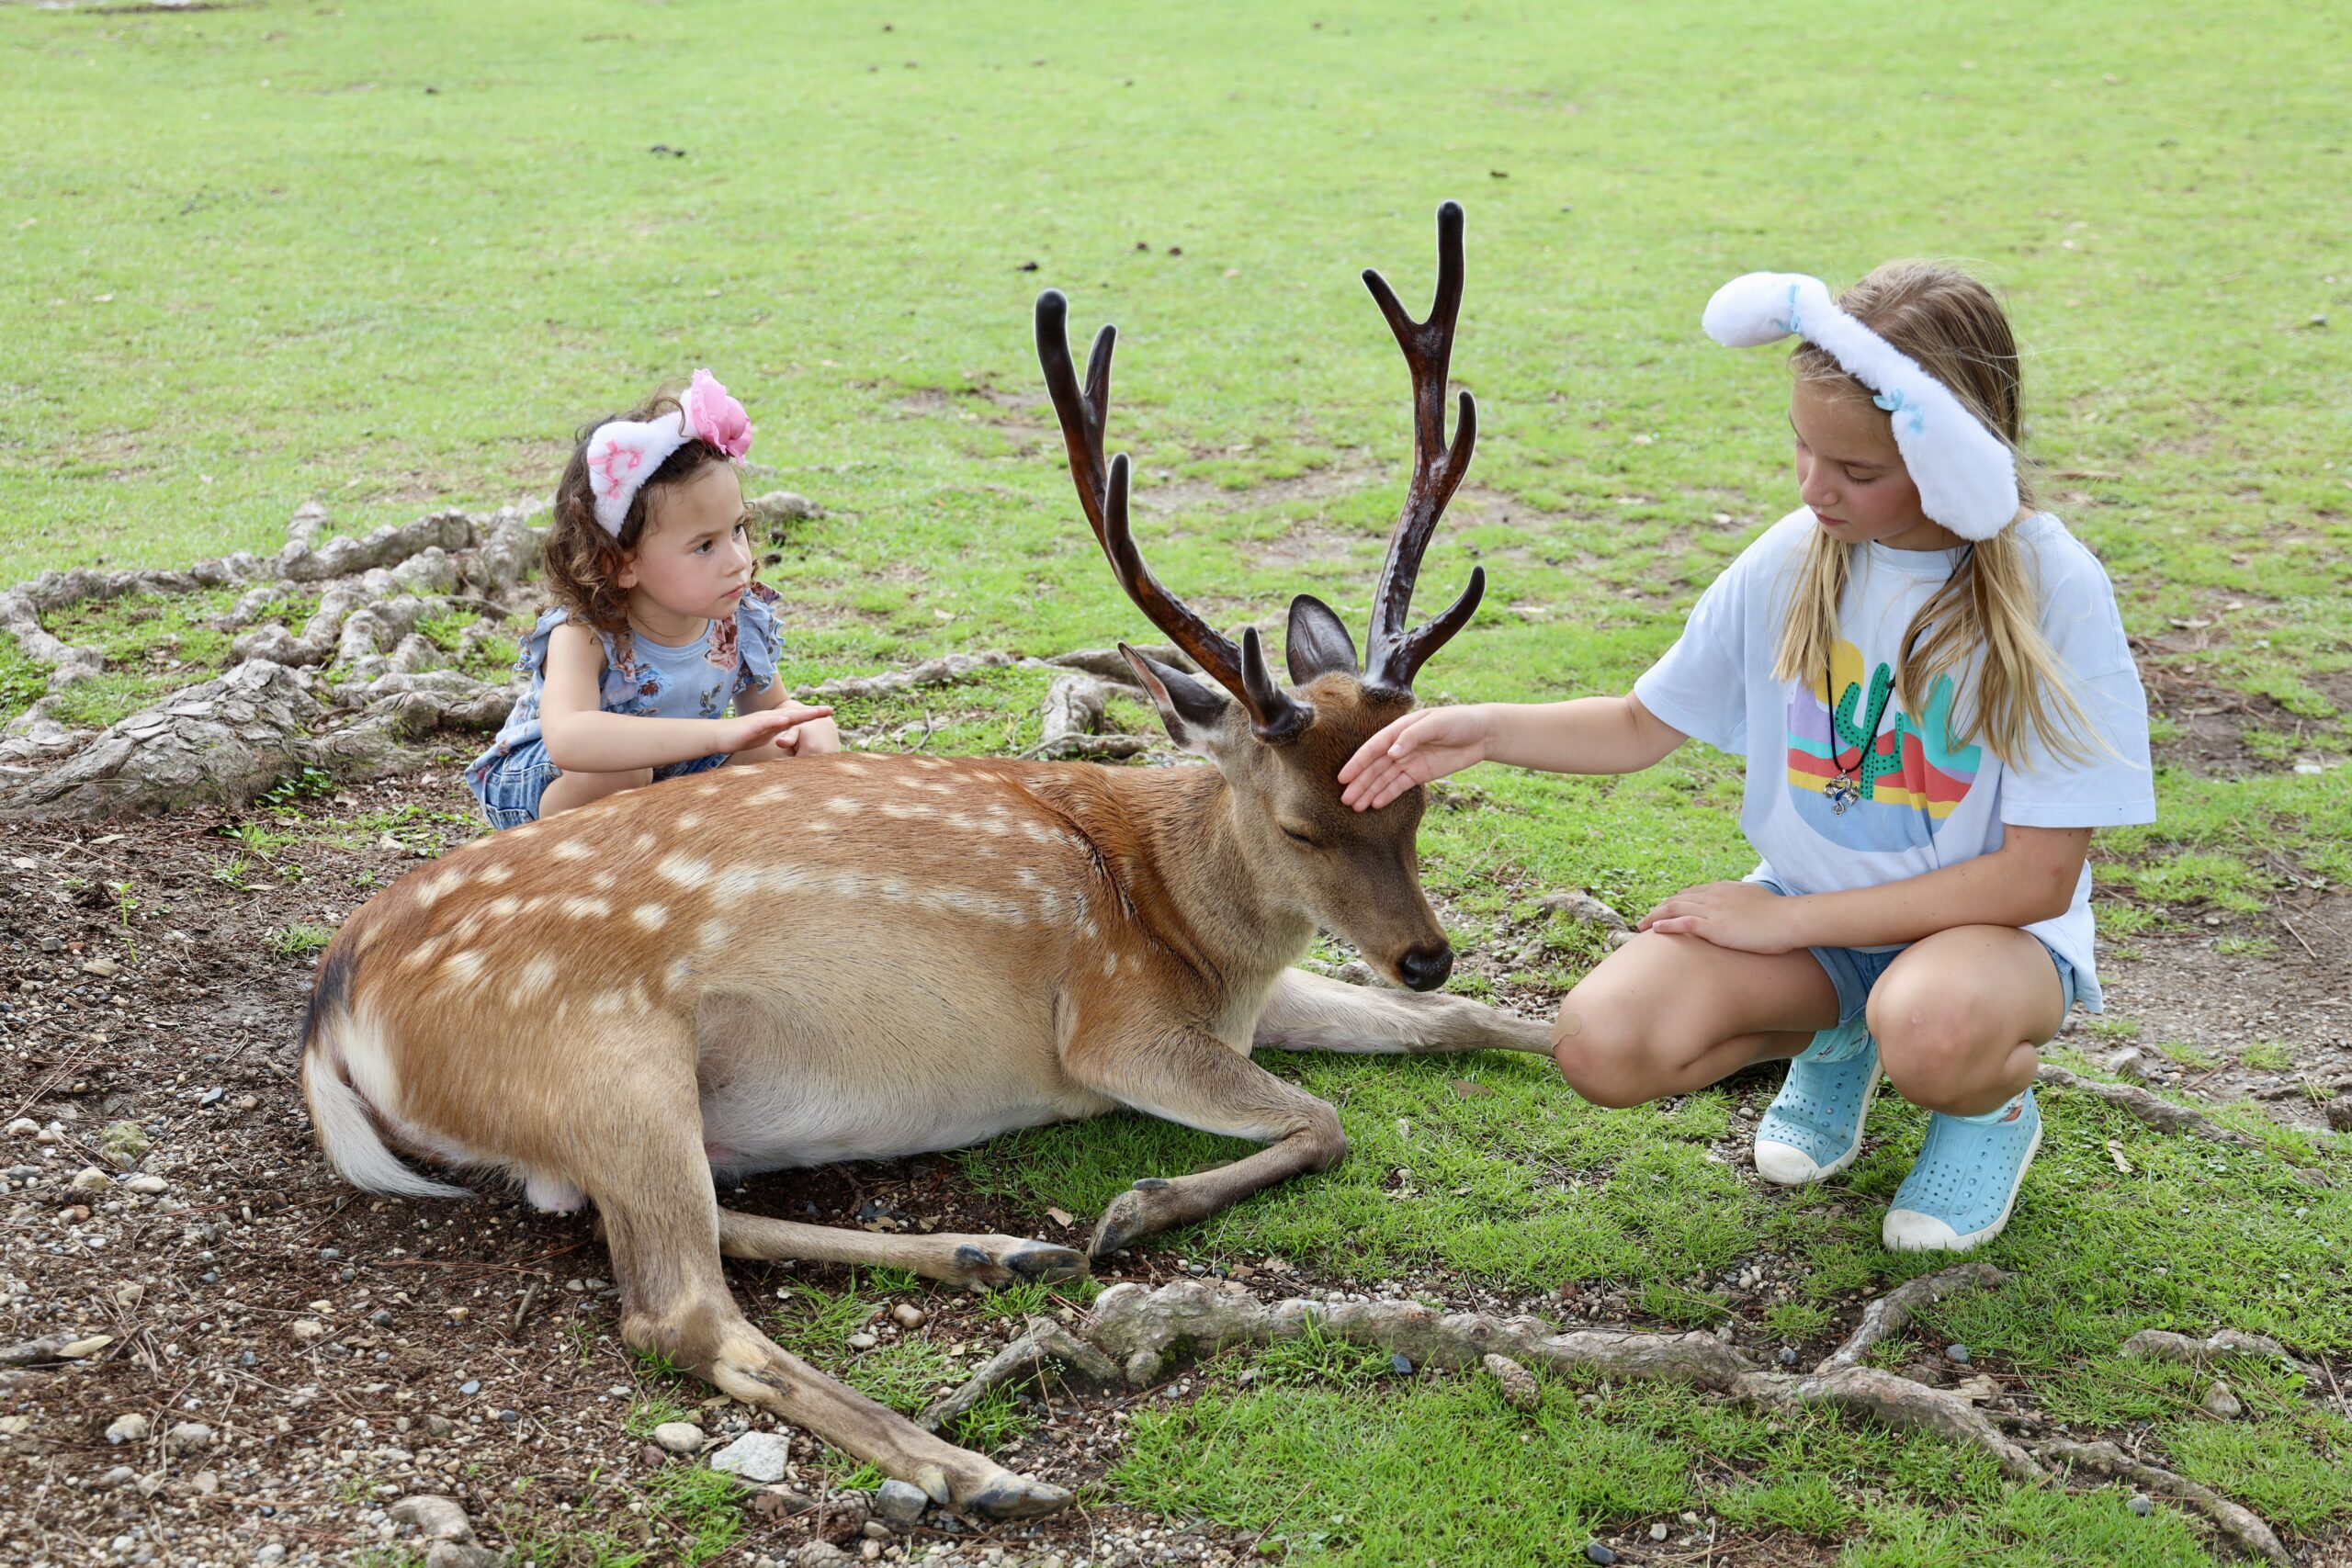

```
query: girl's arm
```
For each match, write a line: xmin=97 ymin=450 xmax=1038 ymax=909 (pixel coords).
xmin=1641 ymin=826 xmax=2092 ymax=953
xmin=1340 ymin=694 xmax=1687 ymax=810
xmin=731 ymin=678 xmax=842 ymax=759
xmin=537 ymin=623 xmax=813 ymax=773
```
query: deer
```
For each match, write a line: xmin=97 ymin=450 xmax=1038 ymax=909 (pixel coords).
xmin=298 ymin=200 xmax=1551 ymax=1520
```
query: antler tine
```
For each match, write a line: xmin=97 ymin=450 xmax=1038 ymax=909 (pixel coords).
xmin=1360 ymin=200 xmax=1480 ymax=696
xmin=1035 ymin=290 xmax=1309 ymax=734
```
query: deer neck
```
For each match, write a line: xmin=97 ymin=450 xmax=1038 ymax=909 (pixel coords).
xmin=1035 ymin=763 xmax=1313 ymax=998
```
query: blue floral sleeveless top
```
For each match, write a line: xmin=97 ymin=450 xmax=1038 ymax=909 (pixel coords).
xmin=465 ymin=583 xmax=783 ymax=788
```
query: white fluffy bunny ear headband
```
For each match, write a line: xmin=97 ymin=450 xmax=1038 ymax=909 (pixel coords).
xmin=583 ymin=369 xmax=754 ymax=536
xmin=1703 ymin=273 xmax=2020 ymax=541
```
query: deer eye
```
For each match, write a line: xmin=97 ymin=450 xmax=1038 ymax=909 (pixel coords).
xmin=1281 ymin=824 xmax=1320 ymax=848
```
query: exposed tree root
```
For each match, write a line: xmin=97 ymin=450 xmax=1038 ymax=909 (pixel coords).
xmin=907 ymin=1271 xmax=2300 ymax=1562
xmin=2035 ymin=1066 xmax=2257 ymax=1147
xmin=2121 ymin=1327 xmax=2303 ymax=1370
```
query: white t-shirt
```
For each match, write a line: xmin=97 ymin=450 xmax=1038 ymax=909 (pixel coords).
xmin=1633 ymin=509 xmax=2154 ymax=1010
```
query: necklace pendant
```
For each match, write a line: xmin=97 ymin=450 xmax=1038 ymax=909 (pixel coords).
xmin=1826 ymin=775 xmax=1860 ymax=814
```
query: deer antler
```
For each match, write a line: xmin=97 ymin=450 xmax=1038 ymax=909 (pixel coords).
xmin=1035 ymin=289 xmax=1310 ymax=740
xmin=1360 ymin=200 xmax=1485 ymax=696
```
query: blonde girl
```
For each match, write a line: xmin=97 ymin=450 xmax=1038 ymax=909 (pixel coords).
xmin=1340 ymin=265 xmax=2154 ymax=1252
xmin=467 ymin=371 xmax=838 ymax=828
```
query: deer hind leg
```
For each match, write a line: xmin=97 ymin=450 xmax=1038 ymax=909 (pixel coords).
xmin=1253 ymin=966 xmax=1553 ymax=1055
xmin=586 ymin=1057 xmax=1070 ymax=1518
xmin=1067 ymin=1027 xmax=1347 ymax=1258
xmin=717 ymin=1211 xmax=1085 ymax=1288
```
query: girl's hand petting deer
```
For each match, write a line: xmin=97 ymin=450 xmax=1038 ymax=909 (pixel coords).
xmin=464 ymin=369 xmax=838 ymax=829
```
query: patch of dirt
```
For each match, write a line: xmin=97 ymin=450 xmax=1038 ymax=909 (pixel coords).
xmin=2 ymin=775 xmax=2344 ymax=1566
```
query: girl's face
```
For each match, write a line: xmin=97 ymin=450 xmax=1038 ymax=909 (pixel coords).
xmin=616 ymin=462 xmax=753 ymax=637
xmin=1788 ymin=380 xmax=1960 ymax=552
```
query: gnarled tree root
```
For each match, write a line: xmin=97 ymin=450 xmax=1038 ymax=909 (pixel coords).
xmin=916 ymin=1271 xmax=2295 ymax=1562
xmin=2035 ymin=1066 xmax=2257 ymax=1148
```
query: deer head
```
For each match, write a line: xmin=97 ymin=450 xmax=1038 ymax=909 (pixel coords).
xmin=1035 ymin=201 xmax=1484 ymax=993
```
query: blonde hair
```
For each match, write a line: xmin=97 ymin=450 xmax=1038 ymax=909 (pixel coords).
xmin=1770 ymin=261 xmax=2097 ymax=766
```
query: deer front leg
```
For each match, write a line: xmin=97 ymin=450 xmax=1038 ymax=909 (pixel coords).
xmin=1067 ymin=1026 xmax=1347 ymax=1257
xmin=717 ymin=1211 xmax=1086 ymax=1287
xmin=1252 ymin=966 xmax=1553 ymax=1054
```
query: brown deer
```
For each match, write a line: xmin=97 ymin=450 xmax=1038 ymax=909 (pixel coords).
xmin=299 ymin=201 xmax=1548 ymax=1519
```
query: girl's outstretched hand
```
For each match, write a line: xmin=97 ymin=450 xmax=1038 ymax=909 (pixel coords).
xmin=1339 ymin=705 xmax=1493 ymax=811
xmin=1638 ymin=880 xmax=1801 ymax=954
xmin=719 ymin=703 xmax=833 ymax=756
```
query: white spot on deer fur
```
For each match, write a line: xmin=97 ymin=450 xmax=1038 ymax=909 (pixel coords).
xmin=696 ymin=782 xmax=724 ymax=795
xmin=1103 ymin=952 xmax=1120 ymax=976
xmin=914 ymin=757 xmax=944 ymax=770
xmin=635 ymin=832 xmax=657 ymax=852
xmin=924 ymin=888 xmax=975 ymax=914
xmin=763 ymin=866 xmax=817 ymax=894
xmin=711 ymin=867 xmax=762 ymax=904
xmin=667 ymin=958 xmax=695 ymax=991
xmin=676 ymin=813 xmax=702 ymax=829
xmin=1081 ymin=919 xmax=1099 ymax=941
xmin=630 ymin=904 xmax=669 ymax=931
xmin=1036 ymin=888 xmax=1064 ymax=924
xmin=413 ymin=873 xmax=458 ymax=908
xmin=486 ymin=896 xmax=522 ymax=920
xmin=589 ymin=870 xmax=617 ymax=890
xmin=440 ymin=950 xmax=486 ymax=987
xmin=551 ymin=840 xmax=594 ymax=862
xmin=699 ymin=919 xmax=731 ymax=950
xmin=944 ymin=813 xmax=976 ymax=830
xmin=828 ymin=795 xmax=861 ymax=814
xmin=830 ymin=872 xmax=868 ymax=898
xmin=401 ymin=935 xmax=447 ymax=972
xmin=1021 ymin=821 xmax=1053 ymax=843
xmin=750 ymin=786 xmax=792 ymax=805
xmin=477 ymin=863 xmax=514 ymax=886
xmin=984 ymin=820 xmax=1010 ymax=836
xmin=656 ymin=852 xmax=711 ymax=886
xmin=878 ymin=878 xmax=910 ymax=902
xmin=515 ymin=956 xmax=558 ymax=1003
xmin=587 ymin=989 xmax=628 ymax=1016
xmin=560 ymin=897 xmax=610 ymax=920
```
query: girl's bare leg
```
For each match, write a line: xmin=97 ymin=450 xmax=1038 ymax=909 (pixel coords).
xmin=1552 ymin=931 xmax=1841 ymax=1107
xmin=1866 ymin=925 xmax=2066 ymax=1117
xmin=538 ymin=766 xmax=653 ymax=819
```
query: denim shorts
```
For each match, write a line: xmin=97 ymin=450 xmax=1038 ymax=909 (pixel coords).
xmin=467 ymin=737 xmax=729 ymax=830
xmin=1749 ymin=876 xmax=2079 ymax=1029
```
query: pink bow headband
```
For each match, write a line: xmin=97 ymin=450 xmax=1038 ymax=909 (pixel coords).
xmin=584 ymin=369 xmax=753 ymax=536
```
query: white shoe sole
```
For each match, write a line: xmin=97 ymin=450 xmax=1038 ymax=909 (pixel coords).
xmin=1754 ymin=1071 xmax=1882 ymax=1187
xmin=1882 ymin=1118 xmax=2043 ymax=1252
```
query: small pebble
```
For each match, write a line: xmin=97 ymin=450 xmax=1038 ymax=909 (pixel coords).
xmin=890 ymin=1303 xmax=927 ymax=1330
xmin=1389 ymin=1353 xmax=1415 ymax=1376
xmin=2128 ymin=1495 xmax=2154 ymax=1517
xmin=1649 ymin=1522 xmax=1669 ymax=1541
xmin=70 ymin=1167 xmax=111 ymax=1192
xmin=1946 ymin=1343 xmax=1972 ymax=1364
xmin=846 ymin=1332 xmax=879 ymax=1351
xmin=873 ymin=1477 xmax=930 ymax=1526
xmin=125 ymin=1175 xmax=167 ymax=1195
xmin=651 ymin=1421 xmax=705 ymax=1455
xmin=1778 ymin=1347 xmax=1799 ymax=1367
xmin=1584 ymin=1544 xmax=1618 ymax=1565
xmin=458 ymin=1380 xmax=481 ymax=1395
xmin=106 ymin=1413 xmax=151 ymax=1445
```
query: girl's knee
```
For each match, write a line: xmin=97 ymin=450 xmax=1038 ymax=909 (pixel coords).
xmin=1551 ymin=987 xmax=1667 ymax=1109
xmin=1869 ymin=976 xmax=2013 ymax=1103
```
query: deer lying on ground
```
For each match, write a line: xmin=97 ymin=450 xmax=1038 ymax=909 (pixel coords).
xmin=300 ymin=201 xmax=1548 ymax=1519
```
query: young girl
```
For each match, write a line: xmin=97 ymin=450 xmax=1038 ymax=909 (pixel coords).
xmin=1340 ymin=264 xmax=2154 ymax=1253
xmin=467 ymin=370 xmax=839 ymax=828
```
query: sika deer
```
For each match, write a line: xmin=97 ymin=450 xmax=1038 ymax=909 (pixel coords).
xmin=300 ymin=201 xmax=1545 ymax=1518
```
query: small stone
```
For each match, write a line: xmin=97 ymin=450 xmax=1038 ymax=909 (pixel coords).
xmin=1483 ymin=1353 xmax=1542 ymax=1411
xmin=1946 ymin=1343 xmax=1971 ymax=1364
xmin=71 ymin=1166 xmax=111 ymax=1192
xmin=2106 ymin=1047 xmax=2151 ymax=1082
xmin=165 ymin=1421 xmax=213 ymax=1450
xmin=794 ymin=1543 xmax=852 ymax=1567
xmin=102 ymin=1464 xmax=138 ymax=1487
xmin=424 ymin=1415 xmax=454 ymax=1438
xmin=4 ymin=1118 xmax=36 ymax=1138
xmin=845 ymin=1332 xmax=879 ymax=1351
xmin=890 ymin=1303 xmax=927 ymax=1330
xmin=1585 ymin=1544 xmax=1618 ymax=1565
xmin=2128 ymin=1495 xmax=2154 ymax=1517
xmin=1389 ymin=1353 xmax=1415 ymax=1376
xmin=861 ymin=1519 xmax=892 ymax=1540
xmin=254 ymin=1547 xmax=287 ymax=1565
xmin=1124 ymin=1348 xmax=1164 ymax=1386
xmin=458 ymin=1379 xmax=481 ymax=1395
xmin=1778 ymin=1347 xmax=1800 ymax=1367
xmin=82 ymin=956 xmax=119 ymax=977
xmin=873 ymin=1478 xmax=930 ymax=1526
xmin=651 ymin=1421 xmax=705 ymax=1455
xmin=2199 ymin=1379 xmax=2244 ymax=1419
xmin=424 ymin=1545 xmax=501 ymax=1568
xmin=288 ymin=1319 xmax=325 ymax=1341
xmin=710 ymin=1431 xmax=794 ymax=1484
xmin=2325 ymin=1098 xmax=2352 ymax=1134
xmin=98 ymin=1121 xmax=150 ymax=1167
xmin=106 ymin=1414 xmax=150 ymax=1445
xmin=193 ymin=1471 xmax=220 ymax=1495
xmin=390 ymin=1494 xmax=475 ymax=1543
xmin=198 ymin=1088 xmax=224 ymax=1107
xmin=1649 ymin=1522 xmax=1669 ymax=1541
xmin=126 ymin=1175 xmax=167 ymax=1195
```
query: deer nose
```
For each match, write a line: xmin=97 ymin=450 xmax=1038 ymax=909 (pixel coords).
xmin=1396 ymin=943 xmax=1453 ymax=993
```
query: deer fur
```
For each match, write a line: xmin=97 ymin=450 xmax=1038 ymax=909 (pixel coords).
xmin=300 ymin=201 xmax=1546 ymax=1519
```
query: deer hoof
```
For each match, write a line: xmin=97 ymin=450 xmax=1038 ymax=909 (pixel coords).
xmin=957 ymin=1468 xmax=1074 ymax=1520
xmin=948 ymin=1240 xmax=1088 ymax=1286
xmin=1088 ymin=1189 xmax=1157 ymax=1257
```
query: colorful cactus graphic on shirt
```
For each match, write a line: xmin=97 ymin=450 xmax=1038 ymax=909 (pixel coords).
xmin=1785 ymin=638 xmax=1983 ymax=851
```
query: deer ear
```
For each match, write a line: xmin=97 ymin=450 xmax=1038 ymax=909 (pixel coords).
xmin=1284 ymin=594 xmax=1359 ymax=683
xmin=1119 ymin=642 xmax=1227 ymax=748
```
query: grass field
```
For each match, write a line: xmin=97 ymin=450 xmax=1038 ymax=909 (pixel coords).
xmin=5 ymin=2 xmax=2349 ymax=1563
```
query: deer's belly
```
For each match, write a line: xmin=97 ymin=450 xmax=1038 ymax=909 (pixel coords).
xmin=699 ymin=1075 xmax=1117 ymax=1173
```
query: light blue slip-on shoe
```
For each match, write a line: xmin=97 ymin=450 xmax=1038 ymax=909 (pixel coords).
xmin=1883 ymin=1089 xmax=2043 ymax=1253
xmin=1753 ymin=1018 xmax=1881 ymax=1187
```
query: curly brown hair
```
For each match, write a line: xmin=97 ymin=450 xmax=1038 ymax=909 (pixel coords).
xmin=542 ymin=390 xmax=734 ymax=638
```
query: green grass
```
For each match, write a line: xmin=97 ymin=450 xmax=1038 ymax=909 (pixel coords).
xmin=6 ymin=0 xmax=2350 ymax=1560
